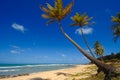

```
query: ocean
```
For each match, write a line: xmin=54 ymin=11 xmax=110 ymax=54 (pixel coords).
xmin=0 ymin=64 xmax=76 ymax=76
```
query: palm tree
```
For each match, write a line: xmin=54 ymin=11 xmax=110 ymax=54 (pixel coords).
xmin=94 ymin=41 xmax=104 ymax=62
xmin=70 ymin=12 xmax=95 ymax=58
xmin=40 ymin=0 xmax=119 ymax=80
xmin=111 ymin=13 xmax=120 ymax=42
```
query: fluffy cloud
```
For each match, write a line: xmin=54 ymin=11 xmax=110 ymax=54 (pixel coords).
xmin=75 ymin=27 xmax=93 ymax=35
xmin=11 ymin=23 xmax=26 ymax=33
xmin=10 ymin=45 xmax=24 ymax=54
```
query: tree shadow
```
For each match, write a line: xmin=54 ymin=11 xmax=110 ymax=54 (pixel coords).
xmin=30 ymin=77 xmax=50 ymax=80
xmin=56 ymin=72 xmax=71 ymax=76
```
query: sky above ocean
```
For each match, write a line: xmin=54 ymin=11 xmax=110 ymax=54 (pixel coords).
xmin=0 ymin=0 xmax=120 ymax=64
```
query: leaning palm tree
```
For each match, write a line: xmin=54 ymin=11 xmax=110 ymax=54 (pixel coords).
xmin=111 ymin=13 xmax=120 ymax=42
xmin=70 ymin=12 xmax=95 ymax=58
xmin=94 ymin=41 xmax=104 ymax=62
xmin=40 ymin=0 xmax=120 ymax=80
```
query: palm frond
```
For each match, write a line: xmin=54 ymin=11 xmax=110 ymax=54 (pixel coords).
xmin=71 ymin=13 xmax=80 ymax=23
xmin=117 ymin=13 xmax=120 ymax=19
xmin=62 ymin=0 xmax=74 ymax=18
xmin=42 ymin=14 xmax=51 ymax=19
xmin=55 ymin=0 xmax=63 ymax=15
xmin=111 ymin=13 xmax=120 ymax=23
xmin=111 ymin=23 xmax=120 ymax=42
xmin=46 ymin=3 xmax=55 ymax=11
xmin=40 ymin=5 xmax=49 ymax=13
xmin=70 ymin=23 xmax=79 ymax=27
xmin=46 ymin=19 xmax=55 ymax=26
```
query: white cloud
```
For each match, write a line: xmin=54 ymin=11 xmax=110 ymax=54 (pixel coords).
xmin=56 ymin=51 xmax=66 ymax=58
xmin=10 ymin=45 xmax=19 ymax=49
xmin=61 ymin=54 xmax=66 ymax=57
xmin=11 ymin=23 xmax=26 ymax=33
xmin=75 ymin=27 xmax=93 ymax=35
xmin=10 ymin=50 xmax=21 ymax=54
xmin=10 ymin=45 xmax=24 ymax=54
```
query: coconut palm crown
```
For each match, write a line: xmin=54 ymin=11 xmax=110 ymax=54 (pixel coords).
xmin=40 ymin=0 xmax=74 ymax=25
xmin=111 ymin=13 xmax=120 ymax=42
xmin=111 ymin=13 xmax=120 ymax=23
xmin=94 ymin=41 xmax=104 ymax=56
xmin=70 ymin=13 xmax=93 ymax=27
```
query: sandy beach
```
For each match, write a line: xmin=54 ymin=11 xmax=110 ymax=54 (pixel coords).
xmin=0 ymin=64 xmax=97 ymax=80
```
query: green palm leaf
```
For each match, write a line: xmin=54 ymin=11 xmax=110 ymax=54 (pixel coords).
xmin=40 ymin=0 xmax=73 ymax=23
xmin=62 ymin=0 xmax=74 ymax=18
xmin=40 ymin=5 xmax=49 ymax=13
xmin=46 ymin=3 xmax=55 ymax=11
xmin=111 ymin=13 xmax=120 ymax=42
xmin=41 ymin=14 xmax=51 ymax=19
xmin=71 ymin=13 xmax=93 ymax=27
xmin=55 ymin=0 xmax=63 ymax=15
xmin=111 ymin=13 xmax=120 ymax=23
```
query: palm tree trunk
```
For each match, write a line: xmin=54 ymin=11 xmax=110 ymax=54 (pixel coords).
xmin=80 ymin=28 xmax=95 ymax=58
xmin=59 ymin=23 xmax=116 ymax=80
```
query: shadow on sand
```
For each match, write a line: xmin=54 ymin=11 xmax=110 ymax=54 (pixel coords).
xmin=56 ymin=72 xmax=71 ymax=76
xmin=30 ymin=77 xmax=50 ymax=80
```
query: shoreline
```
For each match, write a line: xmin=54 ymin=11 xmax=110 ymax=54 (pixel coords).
xmin=0 ymin=64 xmax=96 ymax=80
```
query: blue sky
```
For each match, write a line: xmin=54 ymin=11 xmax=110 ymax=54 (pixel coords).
xmin=0 ymin=0 xmax=120 ymax=64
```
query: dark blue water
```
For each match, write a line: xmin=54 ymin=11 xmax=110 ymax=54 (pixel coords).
xmin=0 ymin=64 xmax=76 ymax=76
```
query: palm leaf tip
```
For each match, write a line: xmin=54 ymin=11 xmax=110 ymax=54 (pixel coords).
xmin=62 ymin=0 xmax=74 ymax=18
xmin=40 ymin=5 xmax=49 ymax=13
xmin=41 ymin=14 xmax=51 ymax=19
xmin=46 ymin=19 xmax=55 ymax=26
xmin=46 ymin=3 xmax=55 ymax=11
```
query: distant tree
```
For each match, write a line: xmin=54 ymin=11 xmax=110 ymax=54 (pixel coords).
xmin=40 ymin=0 xmax=120 ymax=80
xmin=94 ymin=41 xmax=104 ymax=61
xmin=70 ymin=13 xmax=95 ymax=58
xmin=111 ymin=13 xmax=120 ymax=42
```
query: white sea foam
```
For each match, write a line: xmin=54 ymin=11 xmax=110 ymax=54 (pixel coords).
xmin=0 ymin=64 xmax=74 ymax=69
xmin=0 ymin=66 xmax=23 ymax=69
xmin=0 ymin=69 xmax=20 ymax=72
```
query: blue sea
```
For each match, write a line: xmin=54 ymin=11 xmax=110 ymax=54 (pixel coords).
xmin=0 ymin=64 xmax=77 ymax=76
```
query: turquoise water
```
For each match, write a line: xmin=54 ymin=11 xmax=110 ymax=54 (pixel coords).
xmin=0 ymin=64 xmax=76 ymax=76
